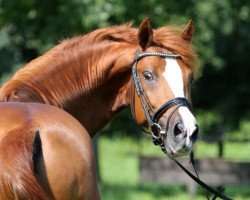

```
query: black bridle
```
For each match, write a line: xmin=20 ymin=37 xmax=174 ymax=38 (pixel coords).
xmin=130 ymin=51 xmax=192 ymax=151
xmin=130 ymin=51 xmax=233 ymax=200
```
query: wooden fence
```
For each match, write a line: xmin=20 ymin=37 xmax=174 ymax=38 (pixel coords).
xmin=140 ymin=156 xmax=250 ymax=195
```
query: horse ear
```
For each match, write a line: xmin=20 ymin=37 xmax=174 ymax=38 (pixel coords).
xmin=138 ymin=18 xmax=153 ymax=50
xmin=181 ymin=20 xmax=195 ymax=43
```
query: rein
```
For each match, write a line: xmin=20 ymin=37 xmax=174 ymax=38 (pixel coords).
xmin=168 ymin=153 xmax=233 ymax=200
xmin=130 ymin=50 xmax=233 ymax=200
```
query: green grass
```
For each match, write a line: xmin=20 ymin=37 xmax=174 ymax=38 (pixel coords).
xmin=195 ymin=141 xmax=250 ymax=161
xmin=100 ymin=184 xmax=198 ymax=200
xmin=97 ymin=136 xmax=250 ymax=200
xmin=99 ymin=137 xmax=138 ymax=185
xmin=100 ymin=184 xmax=250 ymax=200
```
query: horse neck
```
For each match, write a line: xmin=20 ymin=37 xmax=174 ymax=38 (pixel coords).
xmin=65 ymin=44 xmax=134 ymax=136
xmin=3 ymin=42 xmax=135 ymax=136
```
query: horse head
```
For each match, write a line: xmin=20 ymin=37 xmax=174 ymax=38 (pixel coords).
xmin=130 ymin=18 xmax=199 ymax=157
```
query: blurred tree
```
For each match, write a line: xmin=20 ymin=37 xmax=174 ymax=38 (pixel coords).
xmin=192 ymin=0 xmax=250 ymax=134
xmin=0 ymin=0 xmax=249 ymax=136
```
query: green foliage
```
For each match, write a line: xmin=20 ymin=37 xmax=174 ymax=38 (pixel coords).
xmin=226 ymin=119 xmax=250 ymax=140
xmin=191 ymin=0 xmax=250 ymax=133
xmin=0 ymin=0 xmax=250 ymax=135
xmin=195 ymin=109 xmax=223 ymax=134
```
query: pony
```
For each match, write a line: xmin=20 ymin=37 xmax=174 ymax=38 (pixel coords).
xmin=0 ymin=18 xmax=199 ymax=199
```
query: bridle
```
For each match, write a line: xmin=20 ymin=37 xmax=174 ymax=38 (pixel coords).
xmin=130 ymin=50 xmax=233 ymax=200
xmin=130 ymin=51 xmax=192 ymax=153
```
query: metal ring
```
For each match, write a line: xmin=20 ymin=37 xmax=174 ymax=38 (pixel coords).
xmin=150 ymin=123 xmax=164 ymax=139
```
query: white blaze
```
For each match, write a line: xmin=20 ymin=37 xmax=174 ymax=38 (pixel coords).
xmin=163 ymin=58 xmax=197 ymax=145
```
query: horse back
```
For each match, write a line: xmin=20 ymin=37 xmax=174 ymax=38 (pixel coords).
xmin=0 ymin=102 xmax=100 ymax=200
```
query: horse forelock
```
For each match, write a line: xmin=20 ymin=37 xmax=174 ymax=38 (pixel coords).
xmin=0 ymin=22 xmax=198 ymax=108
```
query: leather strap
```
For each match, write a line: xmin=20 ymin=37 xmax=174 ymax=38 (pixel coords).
xmin=169 ymin=154 xmax=233 ymax=200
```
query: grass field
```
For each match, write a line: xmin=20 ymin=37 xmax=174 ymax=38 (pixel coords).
xmin=97 ymin=136 xmax=250 ymax=200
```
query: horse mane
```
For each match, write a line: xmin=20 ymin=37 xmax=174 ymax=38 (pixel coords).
xmin=59 ymin=22 xmax=196 ymax=68
xmin=0 ymin=22 xmax=197 ymax=108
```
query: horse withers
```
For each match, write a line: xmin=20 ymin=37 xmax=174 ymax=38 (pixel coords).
xmin=0 ymin=18 xmax=199 ymax=199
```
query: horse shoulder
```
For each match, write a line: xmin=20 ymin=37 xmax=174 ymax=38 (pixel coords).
xmin=37 ymin=109 xmax=99 ymax=200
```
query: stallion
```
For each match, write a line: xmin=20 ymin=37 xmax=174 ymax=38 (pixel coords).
xmin=0 ymin=18 xmax=199 ymax=199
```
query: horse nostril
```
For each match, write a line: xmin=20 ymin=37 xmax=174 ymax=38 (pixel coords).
xmin=173 ymin=123 xmax=185 ymax=140
xmin=190 ymin=125 xmax=199 ymax=143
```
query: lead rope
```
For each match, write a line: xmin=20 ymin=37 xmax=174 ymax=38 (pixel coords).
xmin=167 ymin=152 xmax=233 ymax=200
xmin=190 ymin=152 xmax=212 ymax=200
xmin=189 ymin=151 xmax=227 ymax=200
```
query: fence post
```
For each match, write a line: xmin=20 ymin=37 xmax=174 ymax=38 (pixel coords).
xmin=217 ymin=126 xmax=224 ymax=158
xmin=218 ymin=141 xmax=223 ymax=158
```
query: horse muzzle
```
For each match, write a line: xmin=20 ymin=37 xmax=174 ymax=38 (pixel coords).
xmin=160 ymin=107 xmax=199 ymax=157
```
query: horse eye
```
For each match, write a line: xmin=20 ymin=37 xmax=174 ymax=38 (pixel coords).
xmin=143 ymin=71 xmax=154 ymax=81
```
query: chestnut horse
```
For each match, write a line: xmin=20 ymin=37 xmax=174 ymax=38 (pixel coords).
xmin=0 ymin=18 xmax=199 ymax=199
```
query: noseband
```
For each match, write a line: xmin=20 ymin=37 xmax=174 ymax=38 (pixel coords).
xmin=130 ymin=51 xmax=192 ymax=153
